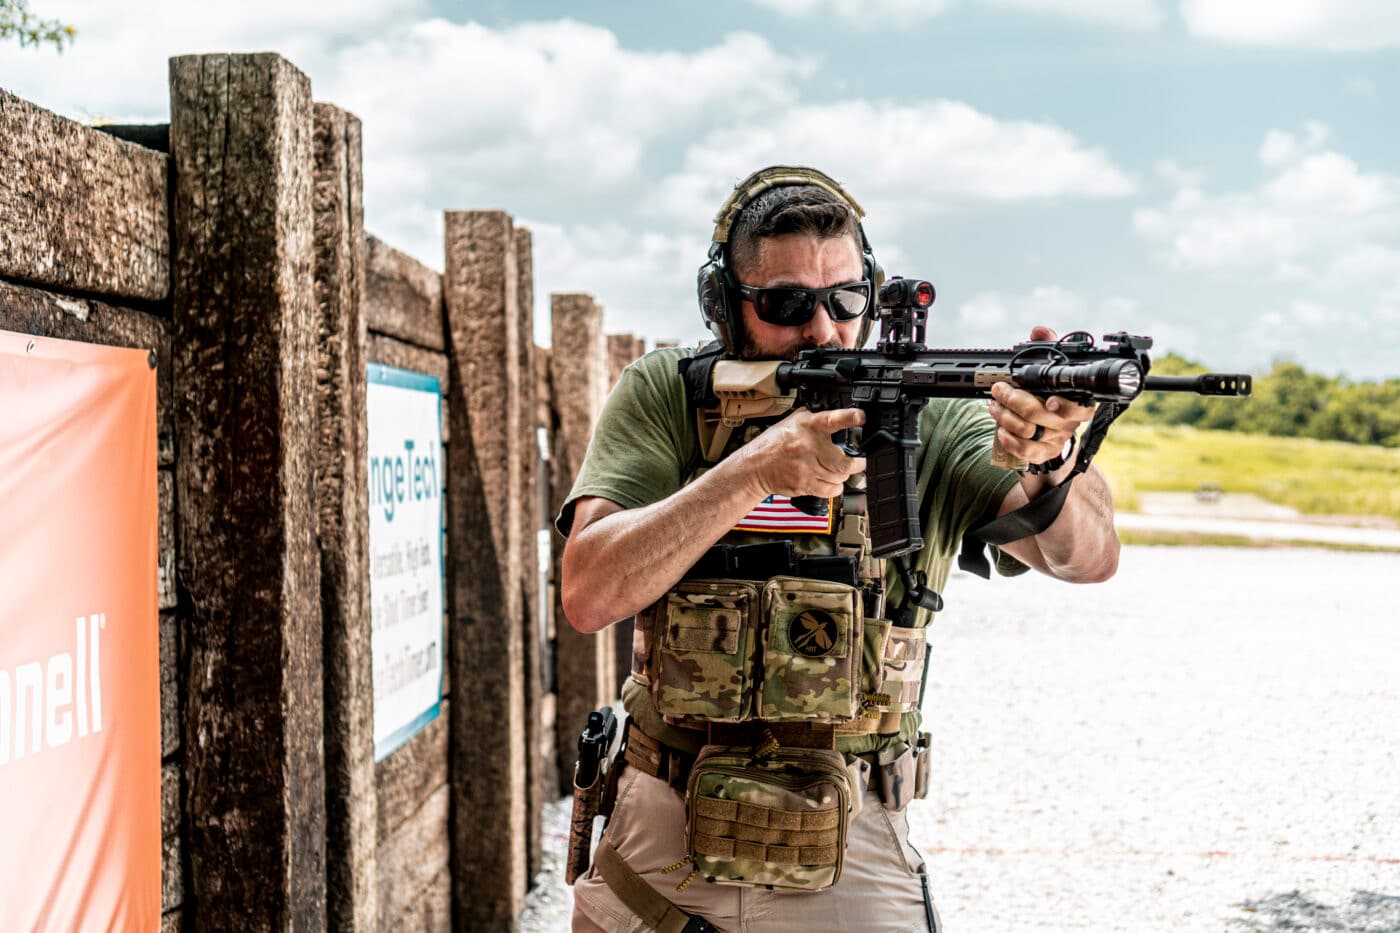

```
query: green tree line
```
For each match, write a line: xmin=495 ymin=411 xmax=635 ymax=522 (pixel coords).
xmin=1124 ymin=353 xmax=1400 ymax=448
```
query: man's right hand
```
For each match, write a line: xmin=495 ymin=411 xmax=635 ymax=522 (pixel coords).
xmin=733 ymin=407 xmax=867 ymax=501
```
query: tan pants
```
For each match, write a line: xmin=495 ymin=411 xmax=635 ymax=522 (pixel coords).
xmin=573 ymin=765 xmax=938 ymax=933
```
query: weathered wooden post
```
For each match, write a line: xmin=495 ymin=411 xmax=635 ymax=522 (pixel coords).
xmin=169 ymin=53 xmax=328 ymax=926
xmin=443 ymin=211 xmax=529 ymax=926
xmin=312 ymin=102 xmax=379 ymax=929
xmin=549 ymin=293 xmax=617 ymax=791
xmin=514 ymin=228 xmax=549 ymax=883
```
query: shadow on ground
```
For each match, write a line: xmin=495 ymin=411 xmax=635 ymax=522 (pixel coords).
xmin=1231 ymin=890 xmax=1400 ymax=931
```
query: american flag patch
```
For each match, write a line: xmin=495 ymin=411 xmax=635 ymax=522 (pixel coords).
xmin=733 ymin=495 xmax=834 ymax=534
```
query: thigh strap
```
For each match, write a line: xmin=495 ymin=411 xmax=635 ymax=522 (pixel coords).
xmin=595 ymin=839 xmax=717 ymax=933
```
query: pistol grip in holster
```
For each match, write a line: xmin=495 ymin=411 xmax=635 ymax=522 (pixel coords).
xmin=566 ymin=761 xmax=607 ymax=885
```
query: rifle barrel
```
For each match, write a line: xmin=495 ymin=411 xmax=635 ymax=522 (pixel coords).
xmin=1143 ymin=373 xmax=1252 ymax=397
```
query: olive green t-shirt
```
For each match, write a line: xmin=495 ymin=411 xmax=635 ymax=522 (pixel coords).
xmin=556 ymin=346 xmax=1023 ymax=755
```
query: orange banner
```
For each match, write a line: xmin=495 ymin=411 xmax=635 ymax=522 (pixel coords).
xmin=0 ymin=331 xmax=160 ymax=929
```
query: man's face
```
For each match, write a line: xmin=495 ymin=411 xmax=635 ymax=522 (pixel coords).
xmin=736 ymin=233 xmax=867 ymax=361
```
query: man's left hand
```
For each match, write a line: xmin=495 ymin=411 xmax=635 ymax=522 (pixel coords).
xmin=987 ymin=325 xmax=1096 ymax=466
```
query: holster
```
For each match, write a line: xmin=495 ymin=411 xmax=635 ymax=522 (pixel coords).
xmin=566 ymin=759 xmax=608 ymax=885
xmin=565 ymin=716 xmax=625 ymax=885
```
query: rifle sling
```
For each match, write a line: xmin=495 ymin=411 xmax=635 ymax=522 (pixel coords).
xmin=595 ymin=839 xmax=717 ymax=933
xmin=957 ymin=401 xmax=1128 ymax=580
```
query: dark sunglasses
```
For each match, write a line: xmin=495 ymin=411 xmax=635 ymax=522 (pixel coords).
xmin=737 ymin=280 xmax=872 ymax=326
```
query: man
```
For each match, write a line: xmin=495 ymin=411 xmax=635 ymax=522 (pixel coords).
xmin=558 ymin=166 xmax=1119 ymax=932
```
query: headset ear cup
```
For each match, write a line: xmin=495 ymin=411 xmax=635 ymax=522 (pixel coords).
xmin=859 ymin=246 xmax=883 ymax=347
xmin=697 ymin=261 xmax=725 ymax=325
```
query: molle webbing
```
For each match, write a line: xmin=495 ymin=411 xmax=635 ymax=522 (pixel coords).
xmin=692 ymin=793 xmax=841 ymax=866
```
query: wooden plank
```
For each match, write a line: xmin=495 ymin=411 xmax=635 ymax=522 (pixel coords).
xmin=0 ymin=89 xmax=169 ymax=301
xmin=376 ymin=784 xmax=450 ymax=931
xmin=170 ymin=52 xmax=327 ymax=928
xmin=365 ymin=234 xmax=445 ymax=351
xmin=162 ymin=762 xmax=183 ymax=913
xmin=373 ymin=699 xmax=448 ymax=839
xmin=366 ymin=332 xmax=449 ymax=388
xmin=314 ymin=101 xmax=379 ymax=931
xmin=442 ymin=210 xmax=528 ymax=927
xmin=0 ymin=278 xmax=173 ymax=465
xmin=549 ymin=293 xmax=617 ymax=792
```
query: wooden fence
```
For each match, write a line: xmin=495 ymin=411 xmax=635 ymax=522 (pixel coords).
xmin=0 ymin=51 xmax=646 ymax=931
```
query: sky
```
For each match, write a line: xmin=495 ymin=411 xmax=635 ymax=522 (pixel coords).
xmin=3 ymin=0 xmax=1399 ymax=379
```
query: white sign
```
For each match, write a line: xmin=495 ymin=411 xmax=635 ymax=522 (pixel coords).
xmin=367 ymin=363 xmax=444 ymax=761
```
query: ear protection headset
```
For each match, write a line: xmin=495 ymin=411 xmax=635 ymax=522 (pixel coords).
xmin=696 ymin=166 xmax=885 ymax=352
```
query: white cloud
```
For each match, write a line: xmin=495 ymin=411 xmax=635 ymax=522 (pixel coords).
xmin=979 ymin=0 xmax=1163 ymax=30
xmin=949 ymin=286 xmax=1194 ymax=351
xmin=1257 ymin=121 xmax=1330 ymax=166
xmin=1155 ymin=159 xmax=1204 ymax=189
xmin=1180 ymin=0 xmax=1400 ymax=50
xmin=1133 ymin=127 xmax=1400 ymax=376
xmin=1134 ymin=125 xmax=1400 ymax=278
xmin=751 ymin=0 xmax=1162 ymax=28
xmin=652 ymin=98 xmax=1135 ymax=233
xmin=324 ymin=20 xmax=810 ymax=202
xmin=749 ymin=0 xmax=951 ymax=25
xmin=523 ymin=221 xmax=713 ymax=347
xmin=0 ymin=0 xmax=421 ymax=120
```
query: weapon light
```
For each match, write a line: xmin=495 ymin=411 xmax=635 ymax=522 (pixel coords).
xmin=1018 ymin=358 xmax=1144 ymax=401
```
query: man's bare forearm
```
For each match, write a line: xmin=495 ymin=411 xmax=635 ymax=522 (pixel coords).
xmin=561 ymin=454 xmax=768 ymax=634
xmin=1000 ymin=462 xmax=1120 ymax=583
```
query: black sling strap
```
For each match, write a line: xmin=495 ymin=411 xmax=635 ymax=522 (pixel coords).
xmin=958 ymin=400 xmax=1128 ymax=579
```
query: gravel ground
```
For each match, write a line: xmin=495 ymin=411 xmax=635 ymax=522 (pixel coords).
xmin=524 ymin=546 xmax=1400 ymax=932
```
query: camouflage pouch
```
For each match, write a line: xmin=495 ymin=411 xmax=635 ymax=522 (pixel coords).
xmin=685 ymin=743 xmax=852 ymax=892
xmin=873 ymin=731 xmax=933 ymax=811
xmin=863 ymin=625 xmax=927 ymax=732
xmin=757 ymin=576 xmax=862 ymax=723
xmin=653 ymin=580 xmax=761 ymax=723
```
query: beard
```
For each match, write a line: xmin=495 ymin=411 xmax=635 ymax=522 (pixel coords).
xmin=737 ymin=334 xmax=847 ymax=362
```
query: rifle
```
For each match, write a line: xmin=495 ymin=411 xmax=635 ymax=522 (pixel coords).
xmin=679 ymin=276 xmax=1252 ymax=622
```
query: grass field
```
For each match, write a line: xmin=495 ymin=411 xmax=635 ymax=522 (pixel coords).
xmin=1092 ymin=424 xmax=1400 ymax=522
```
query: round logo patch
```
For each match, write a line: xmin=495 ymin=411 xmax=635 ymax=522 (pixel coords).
xmin=788 ymin=609 xmax=838 ymax=658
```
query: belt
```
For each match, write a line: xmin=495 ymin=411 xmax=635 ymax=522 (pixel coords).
xmin=622 ymin=720 xmax=886 ymax=792
xmin=622 ymin=720 xmax=696 ymax=791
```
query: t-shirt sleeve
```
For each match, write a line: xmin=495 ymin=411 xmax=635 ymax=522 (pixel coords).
xmin=916 ymin=397 xmax=1021 ymax=554
xmin=554 ymin=351 xmax=695 ymax=538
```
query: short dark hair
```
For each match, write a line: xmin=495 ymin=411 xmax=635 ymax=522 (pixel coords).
xmin=728 ymin=184 xmax=860 ymax=279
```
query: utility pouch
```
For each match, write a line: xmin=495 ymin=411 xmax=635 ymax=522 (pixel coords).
xmin=873 ymin=730 xmax=932 ymax=812
xmin=758 ymin=576 xmax=863 ymax=722
xmin=913 ymin=731 xmax=932 ymax=802
xmin=653 ymin=580 xmax=761 ymax=724
xmin=685 ymin=743 xmax=852 ymax=892
xmin=864 ymin=625 xmax=927 ymax=733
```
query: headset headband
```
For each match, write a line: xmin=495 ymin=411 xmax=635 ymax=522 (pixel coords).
xmin=710 ymin=166 xmax=867 ymax=246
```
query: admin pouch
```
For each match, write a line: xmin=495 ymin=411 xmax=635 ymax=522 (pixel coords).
xmin=685 ymin=742 xmax=853 ymax=892
xmin=652 ymin=576 xmax=869 ymax=726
